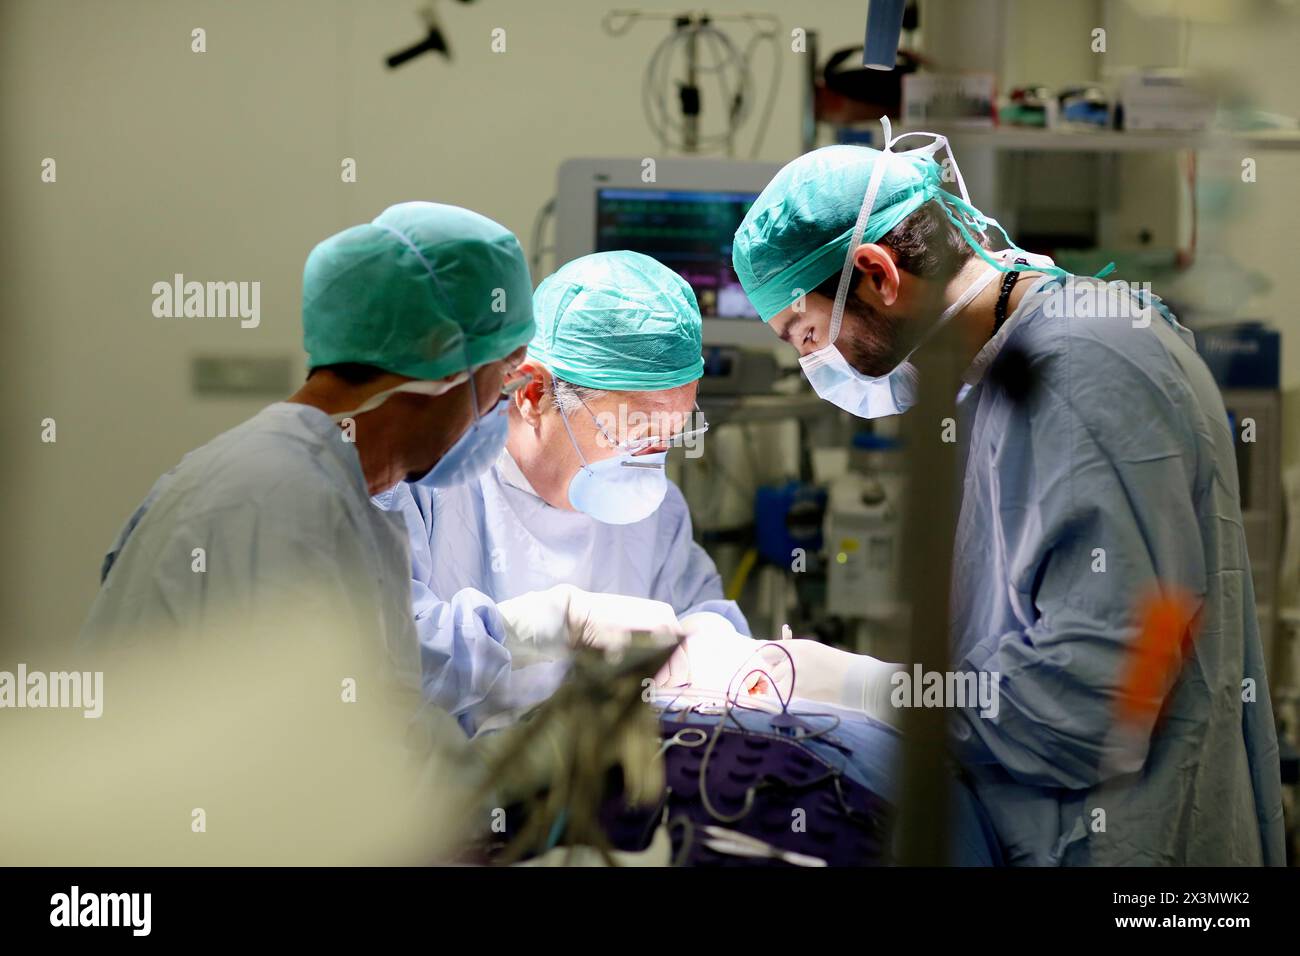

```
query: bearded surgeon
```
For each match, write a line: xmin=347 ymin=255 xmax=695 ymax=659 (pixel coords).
xmin=729 ymin=123 xmax=1284 ymax=866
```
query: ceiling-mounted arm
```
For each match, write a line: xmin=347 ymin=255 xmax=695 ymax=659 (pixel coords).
xmin=386 ymin=0 xmax=478 ymax=69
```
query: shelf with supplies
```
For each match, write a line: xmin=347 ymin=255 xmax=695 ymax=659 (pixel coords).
xmin=895 ymin=125 xmax=1300 ymax=153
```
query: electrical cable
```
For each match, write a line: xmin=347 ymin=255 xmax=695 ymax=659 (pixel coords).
xmin=624 ymin=13 xmax=779 ymax=156
xmin=529 ymin=196 xmax=556 ymax=279
xmin=668 ymin=813 xmax=696 ymax=865
xmin=743 ymin=24 xmax=782 ymax=158
xmin=696 ymin=641 xmax=838 ymax=823
xmin=725 ymin=640 xmax=795 ymax=712
xmin=697 ymin=27 xmax=745 ymax=155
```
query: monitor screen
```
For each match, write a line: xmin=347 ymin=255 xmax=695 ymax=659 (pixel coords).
xmin=595 ymin=188 xmax=759 ymax=319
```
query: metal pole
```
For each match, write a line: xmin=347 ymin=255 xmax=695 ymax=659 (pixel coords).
xmin=682 ymin=18 xmax=699 ymax=153
xmin=895 ymin=276 xmax=962 ymax=865
xmin=889 ymin=0 xmax=1008 ymax=867
xmin=801 ymin=29 xmax=819 ymax=153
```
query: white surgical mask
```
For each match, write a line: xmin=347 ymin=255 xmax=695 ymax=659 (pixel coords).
xmin=567 ymin=449 xmax=668 ymax=525
xmin=555 ymin=395 xmax=668 ymax=525
xmin=802 ymin=117 xmax=1028 ymax=419
xmin=800 ymin=260 xmax=1002 ymax=418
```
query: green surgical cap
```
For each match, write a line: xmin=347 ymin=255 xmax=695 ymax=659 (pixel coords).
xmin=733 ymin=145 xmax=944 ymax=322
xmin=303 ymin=201 xmax=535 ymax=380
xmin=529 ymin=251 xmax=704 ymax=391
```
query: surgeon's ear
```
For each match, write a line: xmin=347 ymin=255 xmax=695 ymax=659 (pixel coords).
xmin=514 ymin=361 xmax=549 ymax=428
xmin=851 ymin=243 xmax=901 ymax=308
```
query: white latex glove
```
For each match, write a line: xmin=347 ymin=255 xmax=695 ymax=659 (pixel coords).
xmin=657 ymin=612 xmax=767 ymax=694
xmin=758 ymin=639 xmax=904 ymax=727
xmin=496 ymin=584 xmax=682 ymax=654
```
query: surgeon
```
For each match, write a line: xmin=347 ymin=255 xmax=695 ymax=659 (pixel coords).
xmin=375 ymin=250 xmax=756 ymax=735
xmin=731 ymin=120 xmax=1285 ymax=866
xmin=81 ymin=202 xmax=536 ymax=688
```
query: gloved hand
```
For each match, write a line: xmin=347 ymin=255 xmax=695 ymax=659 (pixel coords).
xmin=757 ymin=639 xmax=905 ymax=726
xmin=496 ymin=584 xmax=682 ymax=654
xmin=657 ymin=612 xmax=768 ymax=694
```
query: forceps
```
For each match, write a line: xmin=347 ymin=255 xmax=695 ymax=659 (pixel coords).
xmin=701 ymin=826 xmax=827 ymax=867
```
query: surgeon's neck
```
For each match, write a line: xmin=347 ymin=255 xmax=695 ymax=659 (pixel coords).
xmin=349 ymin=418 xmax=419 ymax=495
xmin=504 ymin=420 xmax=548 ymax=500
xmin=939 ymin=255 xmax=1038 ymax=368
xmin=288 ymin=375 xmax=418 ymax=496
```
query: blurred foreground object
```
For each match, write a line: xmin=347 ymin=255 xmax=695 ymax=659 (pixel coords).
xmin=2 ymin=605 xmax=478 ymax=865
xmin=472 ymin=642 xmax=669 ymax=865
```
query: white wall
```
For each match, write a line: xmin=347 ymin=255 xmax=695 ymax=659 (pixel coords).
xmin=3 ymin=0 xmax=1297 ymax=652
xmin=0 ymin=0 xmax=869 ymax=652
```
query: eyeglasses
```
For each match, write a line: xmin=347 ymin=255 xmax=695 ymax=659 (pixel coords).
xmin=500 ymin=374 xmax=528 ymax=401
xmin=580 ymin=399 xmax=709 ymax=456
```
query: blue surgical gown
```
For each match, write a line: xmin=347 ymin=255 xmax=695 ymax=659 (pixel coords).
xmin=82 ymin=403 xmax=421 ymax=688
xmin=948 ymin=277 xmax=1285 ymax=865
xmin=373 ymin=451 xmax=748 ymax=735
